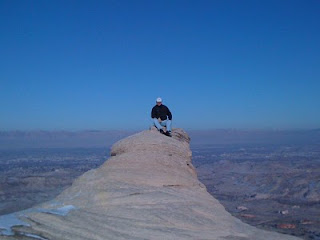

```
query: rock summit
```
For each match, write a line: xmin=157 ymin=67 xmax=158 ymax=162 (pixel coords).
xmin=0 ymin=129 xmax=300 ymax=240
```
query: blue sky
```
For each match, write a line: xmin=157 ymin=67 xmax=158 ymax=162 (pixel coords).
xmin=1 ymin=0 xmax=319 ymax=130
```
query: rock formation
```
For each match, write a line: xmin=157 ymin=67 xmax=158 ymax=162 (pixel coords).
xmin=0 ymin=129 xmax=301 ymax=240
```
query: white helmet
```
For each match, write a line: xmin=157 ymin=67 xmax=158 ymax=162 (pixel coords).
xmin=156 ymin=97 xmax=162 ymax=102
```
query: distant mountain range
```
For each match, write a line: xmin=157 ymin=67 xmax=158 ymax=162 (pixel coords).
xmin=188 ymin=128 xmax=320 ymax=145
xmin=0 ymin=129 xmax=319 ymax=149
xmin=0 ymin=130 xmax=137 ymax=149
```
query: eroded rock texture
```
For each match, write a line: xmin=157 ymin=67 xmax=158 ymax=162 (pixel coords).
xmin=0 ymin=129 xmax=301 ymax=240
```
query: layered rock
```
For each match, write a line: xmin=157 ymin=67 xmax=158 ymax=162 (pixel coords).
xmin=0 ymin=129 xmax=301 ymax=240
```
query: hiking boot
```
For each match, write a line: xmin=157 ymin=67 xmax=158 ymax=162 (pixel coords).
xmin=165 ymin=131 xmax=172 ymax=137
xmin=159 ymin=129 xmax=165 ymax=134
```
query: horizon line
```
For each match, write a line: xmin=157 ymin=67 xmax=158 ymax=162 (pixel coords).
xmin=0 ymin=127 xmax=319 ymax=132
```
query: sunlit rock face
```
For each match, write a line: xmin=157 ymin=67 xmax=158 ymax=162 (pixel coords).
xmin=0 ymin=129 xmax=301 ymax=240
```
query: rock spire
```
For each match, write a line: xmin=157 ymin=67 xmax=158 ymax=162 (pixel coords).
xmin=0 ymin=129 xmax=300 ymax=240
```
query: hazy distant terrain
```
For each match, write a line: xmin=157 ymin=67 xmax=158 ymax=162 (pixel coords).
xmin=189 ymin=129 xmax=320 ymax=239
xmin=1 ymin=129 xmax=319 ymax=149
xmin=0 ymin=148 xmax=108 ymax=215
xmin=0 ymin=129 xmax=319 ymax=239
xmin=192 ymin=143 xmax=320 ymax=240
xmin=0 ymin=130 xmax=136 ymax=149
xmin=189 ymin=129 xmax=320 ymax=146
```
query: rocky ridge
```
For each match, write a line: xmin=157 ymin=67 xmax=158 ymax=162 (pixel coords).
xmin=0 ymin=129 xmax=301 ymax=240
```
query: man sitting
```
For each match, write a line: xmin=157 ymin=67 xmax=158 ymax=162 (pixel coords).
xmin=151 ymin=97 xmax=172 ymax=137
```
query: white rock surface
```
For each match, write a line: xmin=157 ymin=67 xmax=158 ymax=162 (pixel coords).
xmin=0 ymin=129 xmax=301 ymax=240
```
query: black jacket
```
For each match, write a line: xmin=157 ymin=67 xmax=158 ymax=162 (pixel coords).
xmin=151 ymin=104 xmax=172 ymax=121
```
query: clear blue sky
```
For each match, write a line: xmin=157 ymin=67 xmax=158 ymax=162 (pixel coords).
xmin=1 ymin=0 xmax=319 ymax=130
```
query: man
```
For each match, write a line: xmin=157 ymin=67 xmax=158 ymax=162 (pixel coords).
xmin=151 ymin=97 xmax=172 ymax=137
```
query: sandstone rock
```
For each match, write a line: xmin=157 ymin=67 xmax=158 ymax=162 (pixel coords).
xmin=237 ymin=206 xmax=248 ymax=211
xmin=251 ymin=193 xmax=270 ymax=200
xmin=240 ymin=214 xmax=256 ymax=219
xmin=300 ymin=220 xmax=313 ymax=225
xmin=0 ymin=129 xmax=301 ymax=240
xmin=280 ymin=210 xmax=289 ymax=215
xmin=278 ymin=224 xmax=297 ymax=229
